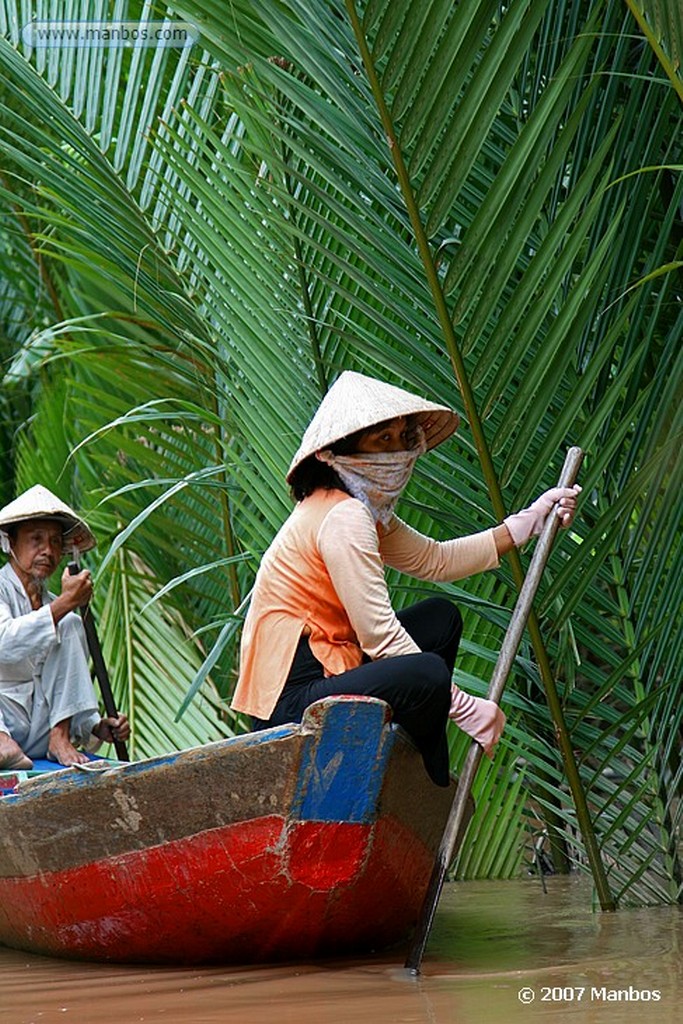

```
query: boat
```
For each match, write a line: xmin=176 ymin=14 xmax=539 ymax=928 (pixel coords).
xmin=0 ymin=695 xmax=466 ymax=964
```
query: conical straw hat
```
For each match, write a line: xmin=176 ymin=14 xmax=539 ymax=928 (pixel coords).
xmin=286 ymin=371 xmax=459 ymax=482
xmin=0 ymin=485 xmax=96 ymax=552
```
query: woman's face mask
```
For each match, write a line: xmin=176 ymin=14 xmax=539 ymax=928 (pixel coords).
xmin=318 ymin=420 xmax=426 ymax=525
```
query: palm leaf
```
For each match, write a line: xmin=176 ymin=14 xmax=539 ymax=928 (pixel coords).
xmin=0 ymin=0 xmax=680 ymax=905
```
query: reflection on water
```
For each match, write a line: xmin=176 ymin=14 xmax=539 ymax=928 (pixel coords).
xmin=0 ymin=877 xmax=680 ymax=1024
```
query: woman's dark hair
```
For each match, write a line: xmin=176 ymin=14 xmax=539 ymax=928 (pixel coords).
xmin=289 ymin=456 xmax=344 ymax=501
xmin=289 ymin=427 xmax=367 ymax=502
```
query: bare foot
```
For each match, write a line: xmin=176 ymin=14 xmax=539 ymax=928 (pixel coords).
xmin=47 ymin=722 xmax=89 ymax=767
xmin=47 ymin=739 xmax=89 ymax=766
xmin=0 ymin=733 xmax=33 ymax=770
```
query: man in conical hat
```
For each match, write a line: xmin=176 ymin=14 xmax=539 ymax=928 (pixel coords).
xmin=0 ymin=485 xmax=129 ymax=770
xmin=232 ymin=372 xmax=579 ymax=786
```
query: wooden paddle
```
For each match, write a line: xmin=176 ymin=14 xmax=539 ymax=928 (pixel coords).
xmin=68 ymin=561 xmax=130 ymax=762
xmin=404 ymin=446 xmax=584 ymax=974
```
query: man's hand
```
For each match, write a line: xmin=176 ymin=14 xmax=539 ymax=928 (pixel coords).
xmin=49 ymin=567 xmax=93 ymax=624
xmin=93 ymin=714 xmax=130 ymax=744
xmin=61 ymin=566 xmax=93 ymax=608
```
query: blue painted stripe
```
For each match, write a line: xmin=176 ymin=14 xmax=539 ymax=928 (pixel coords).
xmin=291 ymin=699 xmax=395 ymax=824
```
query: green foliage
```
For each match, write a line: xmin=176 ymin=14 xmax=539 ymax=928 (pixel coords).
xmin=0 ymin=0 xmax=680 ymax=904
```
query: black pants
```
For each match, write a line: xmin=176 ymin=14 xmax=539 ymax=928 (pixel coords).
xmin=252 ymin=597 xmax=462 ymax=787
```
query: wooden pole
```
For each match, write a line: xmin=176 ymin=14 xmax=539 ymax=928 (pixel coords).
xmin=68 ymin=562 xmax=129 ymax=761
xmin=404 ymin=447 xmax=600 ymax=974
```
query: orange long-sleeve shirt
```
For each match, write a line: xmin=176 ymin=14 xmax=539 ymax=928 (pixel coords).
xmin=231 ymin=489 xmax=498 ymax=720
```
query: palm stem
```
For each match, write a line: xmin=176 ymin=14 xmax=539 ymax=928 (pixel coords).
xmin=623 ymin=0 xmax=683 ymax=103
xmin=279 ymin=108 xmax=329 ymax=395
xmin=1 ymin=174 xmax=64 ymax=322
xmin=345 ymin=0 xmax=615 ymax=908
xmin=118 ymin=543 xmax=136 ymax=758
xmin=209 ymin=392 xmax=241 ymax=610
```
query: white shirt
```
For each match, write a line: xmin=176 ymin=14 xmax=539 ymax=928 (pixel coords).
xmin=0 ymin=562 xmax=58 ymax=697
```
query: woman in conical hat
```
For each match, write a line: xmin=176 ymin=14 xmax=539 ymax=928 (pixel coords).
xmin=231 ymin=372 xmax=579 ymax=786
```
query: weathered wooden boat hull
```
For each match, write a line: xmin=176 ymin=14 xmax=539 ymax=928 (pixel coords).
xmin=0 ymin=696 xmax=463 ymax=964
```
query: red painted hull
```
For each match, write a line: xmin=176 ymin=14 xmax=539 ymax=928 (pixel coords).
xmin=0 ymin=816 xmax=432 ymax=963
xmin=0 ymin=697 xmax=465 ymax=964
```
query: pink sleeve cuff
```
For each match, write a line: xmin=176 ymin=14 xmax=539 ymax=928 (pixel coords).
xmin=449 ymin=686 xmax=506 ymax=758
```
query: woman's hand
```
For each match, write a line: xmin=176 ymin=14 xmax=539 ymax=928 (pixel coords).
xmin=449 ymin=686 xmax=506 ymax=757
xmin=503 ymin=485 xmax=581 ymax=547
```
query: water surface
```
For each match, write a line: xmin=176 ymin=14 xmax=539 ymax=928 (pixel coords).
xmin=1 ymin=877 xmax=680 ymax=1023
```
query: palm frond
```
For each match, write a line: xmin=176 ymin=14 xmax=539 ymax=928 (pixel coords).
xmin=0 ymin=0 xmax=680 ymax=904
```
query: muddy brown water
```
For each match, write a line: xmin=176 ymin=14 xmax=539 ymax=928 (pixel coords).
xmin=1 ymin=877 xmax=680 ymax=1023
